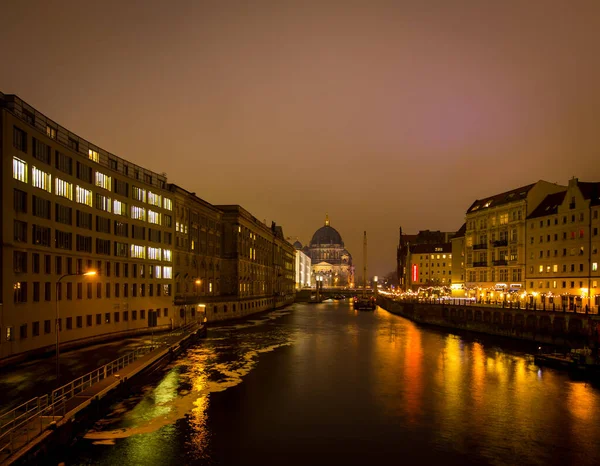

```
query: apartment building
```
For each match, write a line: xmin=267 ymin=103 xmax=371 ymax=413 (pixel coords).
xmin=405 ymin=243 xmax=453 ymax=290
xmin=1 ymin=93 xmax=175 ymax=360
xmin=464 ymin=181 xmax=565 ymax=298
xmin=169 ymin=184 xmax=222 ymax=324
xmin=217 ymin=206 xmax=295 ymax=321
xmin=450 ymin=223 xmax=466 ymax=296
xmin=526 ymin=178 xmax=600 ymax=311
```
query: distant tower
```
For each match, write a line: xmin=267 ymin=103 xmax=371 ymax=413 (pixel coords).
xmin=363 ymin=231 xmax=368 ymax=292
xmin=325 ymin=213 xmax=330 ymax=226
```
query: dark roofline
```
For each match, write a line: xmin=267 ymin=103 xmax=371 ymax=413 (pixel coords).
xmin=527 ymin=191 xmax=567 ymax=219
xmin=409 ymin=242 xmax=452 ymax=254
xmin=168 ymin=183 xmax=222 ymax=214
xmin=467 ymin=183 xmax=536 ymax=213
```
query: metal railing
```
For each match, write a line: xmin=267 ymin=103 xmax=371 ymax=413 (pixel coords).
xmin=51 ymin=345 xmax=156 ymax=405
xmin=0 ymin=344 xmax=158 ymax=461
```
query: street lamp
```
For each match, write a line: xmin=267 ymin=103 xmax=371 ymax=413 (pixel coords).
xmin=56 ymin=271 xmax=96 ymax=382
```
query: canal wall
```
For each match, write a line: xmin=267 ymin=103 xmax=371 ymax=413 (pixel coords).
xmin=204 ymin=294 xmax=295 ymax=323
xmin=7 ymin=325 xmax=207 ymax=466
xmin=377 ymin=296 xmax=600 ymax=349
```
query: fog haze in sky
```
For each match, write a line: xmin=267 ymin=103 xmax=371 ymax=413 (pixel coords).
xmin=2 ymin=0 xmax=600 ymax=275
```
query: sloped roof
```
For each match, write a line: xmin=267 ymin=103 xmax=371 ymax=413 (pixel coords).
xmin=453 ymin=223 xmax=467 ymax=238
xmin=527 ymin=191 xmax=567 ymax=219
xmin=467 ymin=183 xmax=535 ymax=213
xmin=578 ymin=181 xmax=600 ymax=206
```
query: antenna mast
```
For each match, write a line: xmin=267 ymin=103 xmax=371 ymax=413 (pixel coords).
xmin=363 ymin=231 xmax=367 ymax=296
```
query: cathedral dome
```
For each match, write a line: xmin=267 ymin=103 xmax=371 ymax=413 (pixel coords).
xmin=293 ymin=240 xmax=303 ymax=249
xmin=310 ymin=214 xmax=344 ymax=246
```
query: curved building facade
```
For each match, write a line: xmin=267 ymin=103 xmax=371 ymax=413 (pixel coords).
xmin=303 ymin=215 xmax=354 ymax=287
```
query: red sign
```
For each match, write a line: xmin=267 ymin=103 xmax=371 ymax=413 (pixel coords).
xmin=412 ymin=264 xmax=418 ymax=282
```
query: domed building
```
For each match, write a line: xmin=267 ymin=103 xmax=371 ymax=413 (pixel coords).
xmin=303 ymin=214 xmax=354 ymax=288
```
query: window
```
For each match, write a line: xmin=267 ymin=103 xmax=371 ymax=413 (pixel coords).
xmin=13 ymin=251 xmax=27 ymax=273
xmin=148 ymin=247 xmax=161 ymax=260
xmin=14 ymin=220 xmax=27 ymax=242
xmin=132 ymin=225 xmax=145 ymax=240
xmin=149 ymin=229 xmax=161 ymax=243
xmin=32 ymin=167 xmax=52 ymax=192
xmin=131 ymin=244 xmax=145 ymax=259
xmin=32 ymin=196 xmax=51 ymax=219
xmin=95 ymin=172 xmax=112 ymax=191
xmin=113 ymin=200 xmax=127 ymax=216
xmin=56 ymin=152 xmax=73 ymax=175
xmin=132 ymin=186 xmax=146 ymax=202
xmin=76 ymin=316 xmax=83 ymax=328
xmin=593 ymin=263 xmax=598 ymax=272
xmin=114 ymin=311 xmax=120 ymax=323
xmin=77 ymin=162 xmax=93 ymax=183
xmin=164 ymin=215 xmax=172 ymax=227
xmin=55 ymin=230 xmax=72 ymax=250
xmin=114 ymin=179 xmax=129 ymax=196
xmin=154 ymin=265 xmax=162 ymax=279
xmin=148 ymin=192 xmax=162 ymax=207
xmin=131 ymin=206 xmax=146 ymax=221
xmin=164 ymin=198 xmax=173 ymax=210
xmin=32 ymin=138 xmax=51 ymax=164
xmin=14 ymin=189 xmax=27 ymax=213
xmin=68 ymin=137 xmax=79 ymax=152
xmin=114 ymin=221 xmax=129 ymax=237
xmin=96 ymin=193 xmax=111 ymax=212
xmin=89 ymin=149 xmax=100 ymax=162
xmin=96 ymin=238 xmax=111 ymax=255
xmin=76 ymin=234 xmax=92 ymax=252
xmin=32 ymin=225 xmax=51 ymax=246
xmin=13 ymin=127 xmax=27 ymax=151
xmin=55 ymin=204 xmax=72 ymax=225
xmin=13 ymin=157 xmax=27 ymax=182
xmin=77 ymin=210 xmax=93 ymax=229
xmin=14 ymin=282 xmax=27 ymax=303
xmin=163 ymin=249 xmax=172 ymax=262
xmin=55 ymin=179 xmax=73 ymax=200
xmin=148 ymin=210 xmax=161 ymax=225
xmin=96 ymin=215 xmax=111 ymax=233
xmin=76 ymin=186 xmax=93 ymax=206
xmin=106 ymin=283 xmax=111 ymax=298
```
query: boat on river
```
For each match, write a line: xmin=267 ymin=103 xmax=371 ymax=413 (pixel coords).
xmin=353 ymin=296 xmax=376 ymax=311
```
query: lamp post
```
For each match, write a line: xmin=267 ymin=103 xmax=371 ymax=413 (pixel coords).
xmin=56 ymin=271 xmax=96 ymax=383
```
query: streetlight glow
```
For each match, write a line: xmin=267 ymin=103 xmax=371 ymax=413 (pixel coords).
xmin=84 ymin=270 xmax=97 ymax=276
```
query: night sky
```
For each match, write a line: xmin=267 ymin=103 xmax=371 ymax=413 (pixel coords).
xmin=2 ymin=1 xmax=600 ymax=276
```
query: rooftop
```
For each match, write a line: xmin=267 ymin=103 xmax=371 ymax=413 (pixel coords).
xmin=527 ymin=191 xmax=567 ymax=219
xmin=409 ymin=242 xmax=452 ymax=254
xmin=467 ymin=183 xmax=535 ymax=214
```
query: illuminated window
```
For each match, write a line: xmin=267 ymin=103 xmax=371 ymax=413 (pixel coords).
xmin=96 ymin=194 xmax=111 ymax=212
xmin=13 ymin=157 xmax=27 ymax=182
xmin=163 ymin=198 xmax=173 ymax=211
xmin=131 ymin=205 xmax=146 ymax=221
xmin=55 ymin=179 xmax=73 ymax=200
xmin=148 ymin=210 xmax=161 ymax=225
xmin=553 ymin=264 xmax=558 ymax=272
xmin=132 ymin=186 xmax=146 ymax=202
xmin=76 ymin=186 xmax=93 ymax=206
xmin=46 ymin=125 xmax=57 ymax=139
xmin=163 ymin=249 xmax=172 ymax=262
xmin=148 ymin=247 xmax=161 ymax=260
xmin=131 ymin=244 xmax=145 ymax=259
xmin=163 ymin=266 xmax=173 ymax=279
xmin=95 ymin=172 xmax=112 ymax=191
xmin=32 ymin=167 xmax=51 ymax=192
xmin=154 ymin=266 xmax=162 ymax=279
xmin=593 ymin=263 xmax=598 ymax=272
xmin=113 ymin=200 xmax=127 ymax=216
xmin=148 ymin=192 xmax=162 ymax=207
xmin=175 ymin=222 xmax=180 ymax=232
xmin=538 ymin=265 xmax=543 ymax=273
xmin=88 ymin=149 xmax=99 ymax=162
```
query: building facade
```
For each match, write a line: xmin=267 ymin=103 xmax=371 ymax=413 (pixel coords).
xmin=2 ymin=92 xmax=175 ymax=360
xmin=464 ymin=181 xmax=565 ymax=299
xmin=216 ymin=206 xmax=295 ymax=321
xmin=397 ymin=228 xmax=455 ymax=290
xmin=303 ymin=215 xmax=353 ymax=287
xmin=293 ymin=241 xmax=311 ymax=290
xmin=525 ymin=178 xmax=600 ymax=311
xmin=450 ymin=223 xmax=466 ymax=296
xmin=170 ymin=185 xmax=222 ymax=324
xmin=405 ymin=243 xmax=453 ymax=291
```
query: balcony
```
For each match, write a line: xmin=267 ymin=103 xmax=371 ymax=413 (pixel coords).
xmin=473 ymin=261 xmax=487 ymax=267
xmin=473 ymin=243 xmax=488 ymax=250
xmin=492 ymin=259 xmax=508 ymax=266
xmin=492 ymin=239 xmax=508 ymax=247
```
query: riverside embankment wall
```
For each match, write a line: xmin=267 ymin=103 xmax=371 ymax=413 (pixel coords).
xmin=377 ymin=296 xmax=600 ymax=348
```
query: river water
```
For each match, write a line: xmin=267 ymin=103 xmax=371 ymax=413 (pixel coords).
xmin=64 ymin=301 xmax=600 ymax=466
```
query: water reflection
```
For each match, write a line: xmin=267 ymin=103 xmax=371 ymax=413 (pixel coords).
xmin=66 ymin=303 xmax=600 ymax=466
